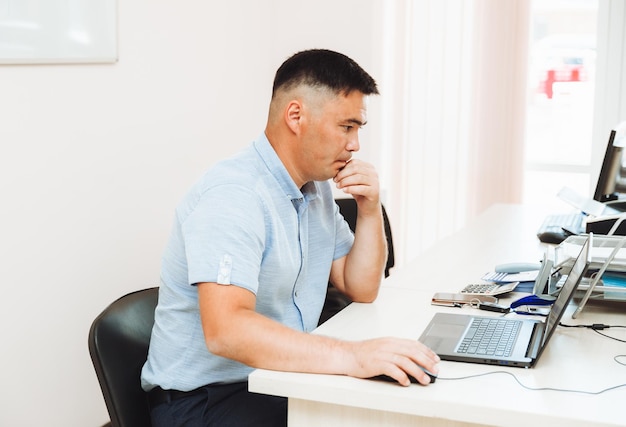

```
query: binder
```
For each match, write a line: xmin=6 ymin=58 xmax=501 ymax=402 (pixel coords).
xmin=554 ymin=234 xmax=626 ymax=317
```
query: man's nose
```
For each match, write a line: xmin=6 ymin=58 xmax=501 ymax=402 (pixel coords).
xmin=347 ymin=136 xmax=360 ymax=152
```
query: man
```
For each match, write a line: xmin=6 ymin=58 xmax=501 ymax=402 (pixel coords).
xmin=141 ymin=49 xmax=439 ymax=426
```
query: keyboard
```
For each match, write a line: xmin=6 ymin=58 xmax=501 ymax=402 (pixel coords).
xmin=456 ymin=318 xmax=521 ymax=357
xmin=536 ymin=212 xmax=584 ymax=244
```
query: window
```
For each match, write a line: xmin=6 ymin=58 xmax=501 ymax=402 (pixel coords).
xmin=523 ymin=0 xmax=599 ymax=208
xmin=380 ymin=0 xmax=626 ymax=266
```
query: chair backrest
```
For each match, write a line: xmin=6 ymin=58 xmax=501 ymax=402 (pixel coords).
xmin=319 ymin=199 xmax=395 ymax=325
xmin=335 ymin=198 xmax=395 ymax=277
xmin=88 ymin=287 xmax=158 ymax=427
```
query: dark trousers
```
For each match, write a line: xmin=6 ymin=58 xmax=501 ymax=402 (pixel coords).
xmin=150 ymin=382 xmax=287 ymax=427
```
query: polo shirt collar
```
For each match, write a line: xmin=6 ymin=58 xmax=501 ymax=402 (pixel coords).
xmin=254 ymin=133 xmax=319 ymax=203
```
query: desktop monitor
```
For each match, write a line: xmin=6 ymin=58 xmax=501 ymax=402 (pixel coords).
xmin=593 ymin=123 xmax=626 ymax=202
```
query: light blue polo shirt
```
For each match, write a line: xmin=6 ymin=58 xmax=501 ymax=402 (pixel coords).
xmin=141 ymin=133 xmax=355 ymax=391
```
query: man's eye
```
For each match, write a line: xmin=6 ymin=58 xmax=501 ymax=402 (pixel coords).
xmin=342 ymin=125 xmax=353 ymax=131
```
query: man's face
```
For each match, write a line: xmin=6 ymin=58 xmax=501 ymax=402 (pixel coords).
xmin=296 ymin=90 xmax=368 ymax=183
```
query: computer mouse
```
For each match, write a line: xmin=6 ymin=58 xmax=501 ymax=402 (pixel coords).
xmin=370 ymin=367 xmax=437 ymax=385
xmin=536 ymin=229 xmax=568 ymax=244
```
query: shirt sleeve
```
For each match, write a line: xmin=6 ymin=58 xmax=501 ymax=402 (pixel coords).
xmin=181 ymin=183 xmax=265 ymax=294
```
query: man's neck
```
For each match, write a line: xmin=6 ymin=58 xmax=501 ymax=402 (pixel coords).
xmin=264 ymin=128 xmax=306 ymax=188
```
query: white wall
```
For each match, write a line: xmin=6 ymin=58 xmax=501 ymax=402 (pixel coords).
xmin=0 ymin=1 xmax=382 ymax=425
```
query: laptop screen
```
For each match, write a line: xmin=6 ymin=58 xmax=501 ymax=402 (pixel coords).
xmin=540 ymin=234 xmax=591 ymax=348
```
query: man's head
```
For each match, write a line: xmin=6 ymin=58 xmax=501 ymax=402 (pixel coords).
xmin=266 ymin=49 xmax=379 ymax=187
xmin=271 ymin=49 xmax=379 ymax=99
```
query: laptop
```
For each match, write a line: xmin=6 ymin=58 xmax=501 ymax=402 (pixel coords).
xmin=418 ymin=234 xmax=591 ymax=368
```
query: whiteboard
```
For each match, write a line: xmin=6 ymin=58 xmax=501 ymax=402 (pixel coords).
xmin=0 ymin=0 xmax=117 ymax=64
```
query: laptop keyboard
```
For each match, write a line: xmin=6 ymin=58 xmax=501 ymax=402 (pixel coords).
xmin=457 ymin=318 xmax=521 ymax=357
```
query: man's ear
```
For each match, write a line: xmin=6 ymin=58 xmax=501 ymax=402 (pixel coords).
xmin=285 ymin=100 xmax=302 ymax=134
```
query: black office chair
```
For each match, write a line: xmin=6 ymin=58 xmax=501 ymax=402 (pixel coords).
xmin=88 ymin=287 xmax=158 ymax=427
xmin=319 ymin=199 xmax=395 ymax=325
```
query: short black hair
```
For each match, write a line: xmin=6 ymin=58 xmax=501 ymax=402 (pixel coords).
xmin=271 ymin=49 xmax=379 ymax=98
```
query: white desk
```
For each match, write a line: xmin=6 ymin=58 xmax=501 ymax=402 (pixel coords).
xmin=384 ymin=203 xmax=548 ymax=292
xmin=249 ymin=204 xmax=626 ymax=427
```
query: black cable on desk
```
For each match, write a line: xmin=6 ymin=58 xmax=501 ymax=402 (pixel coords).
xmin=559 ymin=322 xmax=626 ymax=343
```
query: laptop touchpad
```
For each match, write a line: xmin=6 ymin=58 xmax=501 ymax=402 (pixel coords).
xmin=420 ymin=322 xmax=466 ymax=351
